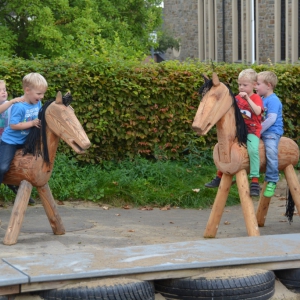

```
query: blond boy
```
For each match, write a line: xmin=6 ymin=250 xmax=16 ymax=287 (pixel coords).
xmin=256 ymin=71 xmax=283 ymax=197
xmin=0 ymin=73 xmax=48 ymax=185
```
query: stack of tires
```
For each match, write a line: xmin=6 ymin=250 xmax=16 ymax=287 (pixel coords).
xmin=37 ymin=278 xmax=155 ymax=300
xmin=275 ymin=268 xmax=300 ymax=294
xmin=33 ymin=268 xmax=276 ymax=299
xmin=154 ymin=268 xmax=275 ymax=300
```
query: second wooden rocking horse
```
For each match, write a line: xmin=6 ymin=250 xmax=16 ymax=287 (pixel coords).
xmin=2 ymin=92 xmax=91 ymax=245
xmin=192 ymin=73 xmax=300 ymax=237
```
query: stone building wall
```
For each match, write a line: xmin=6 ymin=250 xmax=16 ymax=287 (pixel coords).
xmin=256 ymin=0 xmax=276 ymax=63
xmin=222 ymin=0 xmax=233 ymax=62
xmin=163 ymin=0 xmax=199 ymax=61
xmin=163 ymin=0 xmax=297 ymax=64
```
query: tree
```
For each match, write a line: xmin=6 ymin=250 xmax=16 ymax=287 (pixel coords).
xmin=155 ymin=28 xmax=180 ymax=53
xmin=0 ymin=0 xmax=163 ymax=59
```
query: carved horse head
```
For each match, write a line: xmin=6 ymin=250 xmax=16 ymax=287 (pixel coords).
xmin=192 ymin=73 xmax=233 ymax=135
xmin=192 ymin=73 xmax=248 ymax=165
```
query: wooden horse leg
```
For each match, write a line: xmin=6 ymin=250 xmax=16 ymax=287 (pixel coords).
xmin=256 ymin=182 xmax=270 ymax=227
xmin=284 ymin=164 xmax=300 ymax=214
xmin=37 ymin=183 xmax=65 ymax=235
xmin=3 ymin=180 xmax=32 ymax=245
xmin=236 ymin=169 xmax=260 ymax=236
xmin=204 ymin=174 xmax=233 ymax=238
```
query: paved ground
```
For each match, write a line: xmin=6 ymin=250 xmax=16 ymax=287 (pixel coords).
xmin=0 ymin=176 xmax=300 ymax=299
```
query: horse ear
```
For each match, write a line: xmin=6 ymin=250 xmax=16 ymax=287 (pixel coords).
xmin=212 ymin=72 xmax=220 ymax=86
xmin=202 ymin=74 xmax=209 ymax=83
xmin=55 ymin=91 xmax=63 ymax=104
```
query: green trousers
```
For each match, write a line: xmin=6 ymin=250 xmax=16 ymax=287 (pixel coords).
xmin=247 ymin=133 xmax=260 ymax=178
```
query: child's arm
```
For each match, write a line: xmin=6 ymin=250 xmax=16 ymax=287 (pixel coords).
xmin=10 ymin=118 xmax=41 ymax=130
xmin=0 ymin=97 xmax=25 ymax=114
xmin=239 ymin=92 xmax=262 ymax=115
xmin=261 ymin=113 xmax=277 ymax=134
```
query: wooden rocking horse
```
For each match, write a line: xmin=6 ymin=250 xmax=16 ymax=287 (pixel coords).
xmin=2 ymin=92 xmax=91 ymax=245
xmin=192 ymin=73 xmax=300 ymax=238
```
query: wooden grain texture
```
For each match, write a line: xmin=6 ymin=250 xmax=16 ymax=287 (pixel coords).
xmin=2 ymin=92 xmax=90 ymax=245
xmin=203 ymin=174 xmax=232 ymax=238
xmin=236 ymin=170 xmax=260 ymax=236
xmin=38 ymin=184 xmax=65 ymax=235
xmin=192 ymin=73 xmax=300 ymax=237
xmin=3 ymin=181 xmax=32 ymax=245
xmin=256 ymin=182 xmax=270 ymax=227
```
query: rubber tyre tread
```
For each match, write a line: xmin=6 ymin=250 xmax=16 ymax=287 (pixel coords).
xmin=154 ymin=269 xmax=275 ymax=299
xmin=39 ymin=279 xmax=155 ymax=300
xmin=275 ymin=268 xmax=300 ymax=292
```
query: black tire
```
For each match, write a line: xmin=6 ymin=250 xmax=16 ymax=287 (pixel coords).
xmin=275 ymin=268 xmax=300 ymax=293
xmin=38 ymin=278 xmax=155 ymax=300
xmin=154 ymin=269 xmax=275 ymax=299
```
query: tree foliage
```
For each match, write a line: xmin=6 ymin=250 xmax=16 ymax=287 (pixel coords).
xmin=0 ymin=0 xmax=163 ymax=59
xmin=155 ymin=28 xmax=180 ymax=53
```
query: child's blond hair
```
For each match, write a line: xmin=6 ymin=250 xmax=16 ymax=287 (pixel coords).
xmin=22 ymin=73 xmax=48 ymax=90
xmin=0 ymin=80 xmax=6 ymax=85
xmin=238 ymin=68 xmax=257 ymax=83
xmin=257 ymin=71 xmax=278 ymax=89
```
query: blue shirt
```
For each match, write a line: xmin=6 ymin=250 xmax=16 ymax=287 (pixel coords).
xmin=0 ymin=101 xmax=11 ymax=140
xmin=2 ymin=101 xmax=41 ymax=145
xmin=262 ymin=93 xmax=283 ymax=136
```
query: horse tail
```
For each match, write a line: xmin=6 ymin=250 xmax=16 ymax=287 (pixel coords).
xmin=285 ymin=188 xmax=295 ymax=224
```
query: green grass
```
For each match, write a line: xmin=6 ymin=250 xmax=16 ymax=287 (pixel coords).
xmin=0 ymin=152 xmax=241 ymax=209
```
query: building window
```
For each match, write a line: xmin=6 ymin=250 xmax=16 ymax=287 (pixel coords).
xmin=237 ymin=0 xmax=242 ymax=60
xmin=298 ymin=0 xmax=300 ymax=59
xmin=281 ymin=0 xmax=286 ymax=61
xmin=254 ymin=0 xmax=256 ymax=60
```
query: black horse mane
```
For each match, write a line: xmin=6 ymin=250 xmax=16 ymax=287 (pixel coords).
xmin=198 ymin=79 xmax=248 ymax=146
xmin=23 ymin=93 xmax=73 ymax=165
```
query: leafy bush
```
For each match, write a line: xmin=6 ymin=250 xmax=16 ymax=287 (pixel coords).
xmin=0 ymin=58 xmax=300 ymax=165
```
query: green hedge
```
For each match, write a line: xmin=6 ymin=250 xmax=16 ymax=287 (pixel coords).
xmin=1 ymin=57 xmax=300 ymax=163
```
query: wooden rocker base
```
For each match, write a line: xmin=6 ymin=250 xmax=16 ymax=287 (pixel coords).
xmin=3 ymin=180 xmax=65 ymax=246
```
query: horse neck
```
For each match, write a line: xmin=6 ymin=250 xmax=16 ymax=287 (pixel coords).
xmin=45 ymin=126 xmax=60 ymax=167
xmin=216 ymin=105 xmax=237 ymax=163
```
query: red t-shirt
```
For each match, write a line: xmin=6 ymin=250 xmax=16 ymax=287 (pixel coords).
xmin=235 ymin=93 xmax=264 ymax=138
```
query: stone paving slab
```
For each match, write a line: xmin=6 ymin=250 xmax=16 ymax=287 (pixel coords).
xmin=2 ymin=233 xmax=300 ymax=285
xmin=0 ymin=261 xmax=28 ymax=286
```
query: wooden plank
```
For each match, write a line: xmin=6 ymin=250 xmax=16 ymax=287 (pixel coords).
xmin=0 ymin=285 xmax=19 ymax=296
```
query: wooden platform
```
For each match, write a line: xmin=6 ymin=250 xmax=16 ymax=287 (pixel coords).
xmin=1 ymin=233 xmax=300 ymax=295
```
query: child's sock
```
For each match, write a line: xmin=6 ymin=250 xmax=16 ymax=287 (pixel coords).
xmin=217 ymin=170 xmax=223 ymax=178
xmin=251 ymin=177 xmax=259 ymax=183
